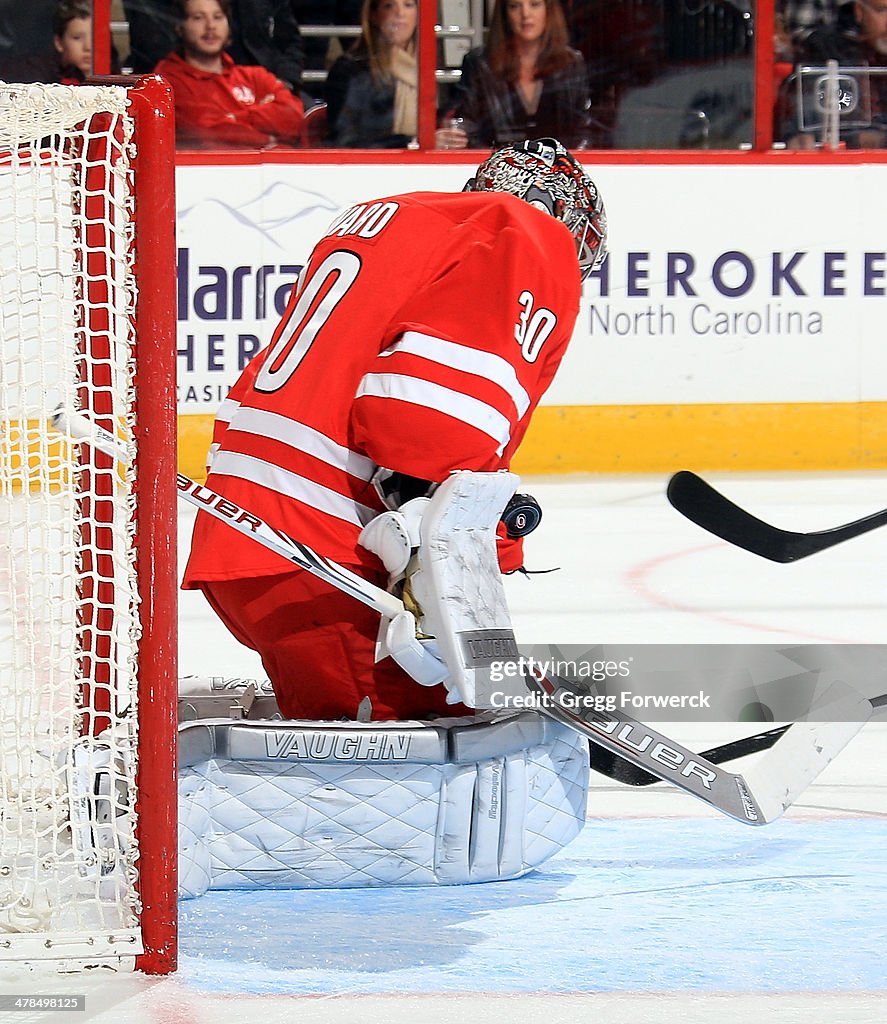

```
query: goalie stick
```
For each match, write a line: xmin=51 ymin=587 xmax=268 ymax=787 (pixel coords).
xmin=591 ymin=724 xmax=790 ymax=787
xmin=667 ymin=469 xmax=887 ymax=562
xmin=598 ymin=692 xmax=887 ymax=788
xmin=52 ymin=409 xmax=885 ymax=825
xmin=529 ymin=673 xmax=883 ymax=823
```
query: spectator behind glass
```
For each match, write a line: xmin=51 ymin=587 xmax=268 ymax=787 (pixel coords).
xmin=779 ymin=0 xmax=887 ymax=147
xmin=0 ymin=0 xmax=112 ymax=83
xmin=53 ymin=2 xmax=92 ymax=80
xmin=325 ymin=0 xmax=418 ymax=147
xmin=438 ymin=0 xmax=594 ymax=150
xmin=51 ymin=0 xmax=92 ymax=81
xmin=125 ymin=0 xmax=305 ymax=93
xmin=154 ymin=0 xmax=305 ymax=148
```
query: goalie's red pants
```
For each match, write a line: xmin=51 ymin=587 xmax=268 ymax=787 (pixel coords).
xmin=196 ymin=569 xmax=468 ymax=721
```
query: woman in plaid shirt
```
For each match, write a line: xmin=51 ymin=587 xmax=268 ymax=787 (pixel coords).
xmin=439 ymin=0 xmax=605 ymax=150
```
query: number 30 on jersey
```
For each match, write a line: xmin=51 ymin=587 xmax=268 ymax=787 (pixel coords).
xmin=514 ymin=290 xmax=556 ymax=364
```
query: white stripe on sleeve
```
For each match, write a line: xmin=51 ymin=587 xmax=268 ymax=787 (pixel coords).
xmin=215 ymin=397 xmax=240 ymax=426
xmin=355 ymin=372 xmax=512 ymax=455
xmin=211 ymin=451 xmax=377 ymax=527
xmin=226 ymin=408 xmax=375 ymax=481
xmin=381 ymin=331 xmax=531 ymax=418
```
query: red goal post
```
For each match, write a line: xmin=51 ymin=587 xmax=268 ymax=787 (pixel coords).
xmin=0 ymin=76 xmax=177 ymax=974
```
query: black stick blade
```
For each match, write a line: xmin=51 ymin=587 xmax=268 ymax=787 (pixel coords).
xmin=666 ymin=471 xmax=887 ymax=562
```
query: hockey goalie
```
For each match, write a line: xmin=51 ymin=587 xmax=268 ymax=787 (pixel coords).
xmin=178 ymin=138 xmax=608 ymax=893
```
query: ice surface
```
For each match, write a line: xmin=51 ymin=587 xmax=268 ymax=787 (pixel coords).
xmin=176 ymin=817 xmax=887 ymax=995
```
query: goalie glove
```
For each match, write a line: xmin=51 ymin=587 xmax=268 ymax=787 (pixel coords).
xmin=357 ymin=497 xmax=430 ymax=582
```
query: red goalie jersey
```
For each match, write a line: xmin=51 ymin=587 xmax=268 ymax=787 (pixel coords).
xmin=183 ymin=189 xmax=582 ymax=589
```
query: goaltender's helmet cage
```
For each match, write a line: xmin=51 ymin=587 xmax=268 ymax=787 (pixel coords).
xmin=463 ymin=137 xmax=607 ymax=281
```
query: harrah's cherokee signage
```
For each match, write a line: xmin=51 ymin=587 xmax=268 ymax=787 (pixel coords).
xmin=176 ymin=247 xmax=301 ymax=407
xmin=174 ymin=162 xmax=887 ymax=414
xmin=587 ymin=248 xmax=887 ymax=338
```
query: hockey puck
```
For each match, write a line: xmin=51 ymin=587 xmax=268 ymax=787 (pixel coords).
xmin=501 ymin=493 xmax=542 ymax=538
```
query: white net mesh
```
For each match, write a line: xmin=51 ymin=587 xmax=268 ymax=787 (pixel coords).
xmin=0 ymin=83 xmax=142 ymax=962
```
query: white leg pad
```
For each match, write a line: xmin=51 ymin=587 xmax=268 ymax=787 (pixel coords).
xmin=177 ymin=710 xmax=589 ymax=895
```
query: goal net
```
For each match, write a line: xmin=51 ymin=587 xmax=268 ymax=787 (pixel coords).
xmin=0 ymin=80 xmax=177 ymax=973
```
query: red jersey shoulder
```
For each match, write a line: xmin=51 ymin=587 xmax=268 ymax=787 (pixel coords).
xmin=408 ymin=191 xmax=581 ymax=302
xmin=408 ymin=190 xmax=579 ymax=250
xmin=306 ymin=189 xmax=581 ymax=361
xmin=316 ymin=191 xmax=579 ymax=293
xmin=319 ymin=191 xmax=575 ymax=252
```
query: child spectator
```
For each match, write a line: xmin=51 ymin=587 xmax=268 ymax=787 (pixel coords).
xmin=52 ymin=0 xmax=93 ymax=80
xmin=154 ymin=0 xmax=305 ymax=148
xmin=1 ymin=0 xmax=99 ymax=84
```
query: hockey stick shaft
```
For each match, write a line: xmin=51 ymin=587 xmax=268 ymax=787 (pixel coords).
xmin=52 ymin=408 xmax=405 ymax=619
xmin=668 ymin=470 xmax=887 ymax=562
xmin=175 ymin=475 xmax=406 ymax=617
xmin=53 ymin=411 xmax=881 ymax=822
xmin=52 ymin=407 xmax=132 ymax=466
xmin=532 ymin=673 xmax=883 ymax=824
xmin=590 ymin=724 xmax=790 ymax=787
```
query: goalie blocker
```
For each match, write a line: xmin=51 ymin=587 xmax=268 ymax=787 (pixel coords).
xmin=360 ymin=470 xmax=528 ymax=708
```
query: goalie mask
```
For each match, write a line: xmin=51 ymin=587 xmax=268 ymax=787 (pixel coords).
xmin=464 ymin=137 xmax=607 ymax=281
